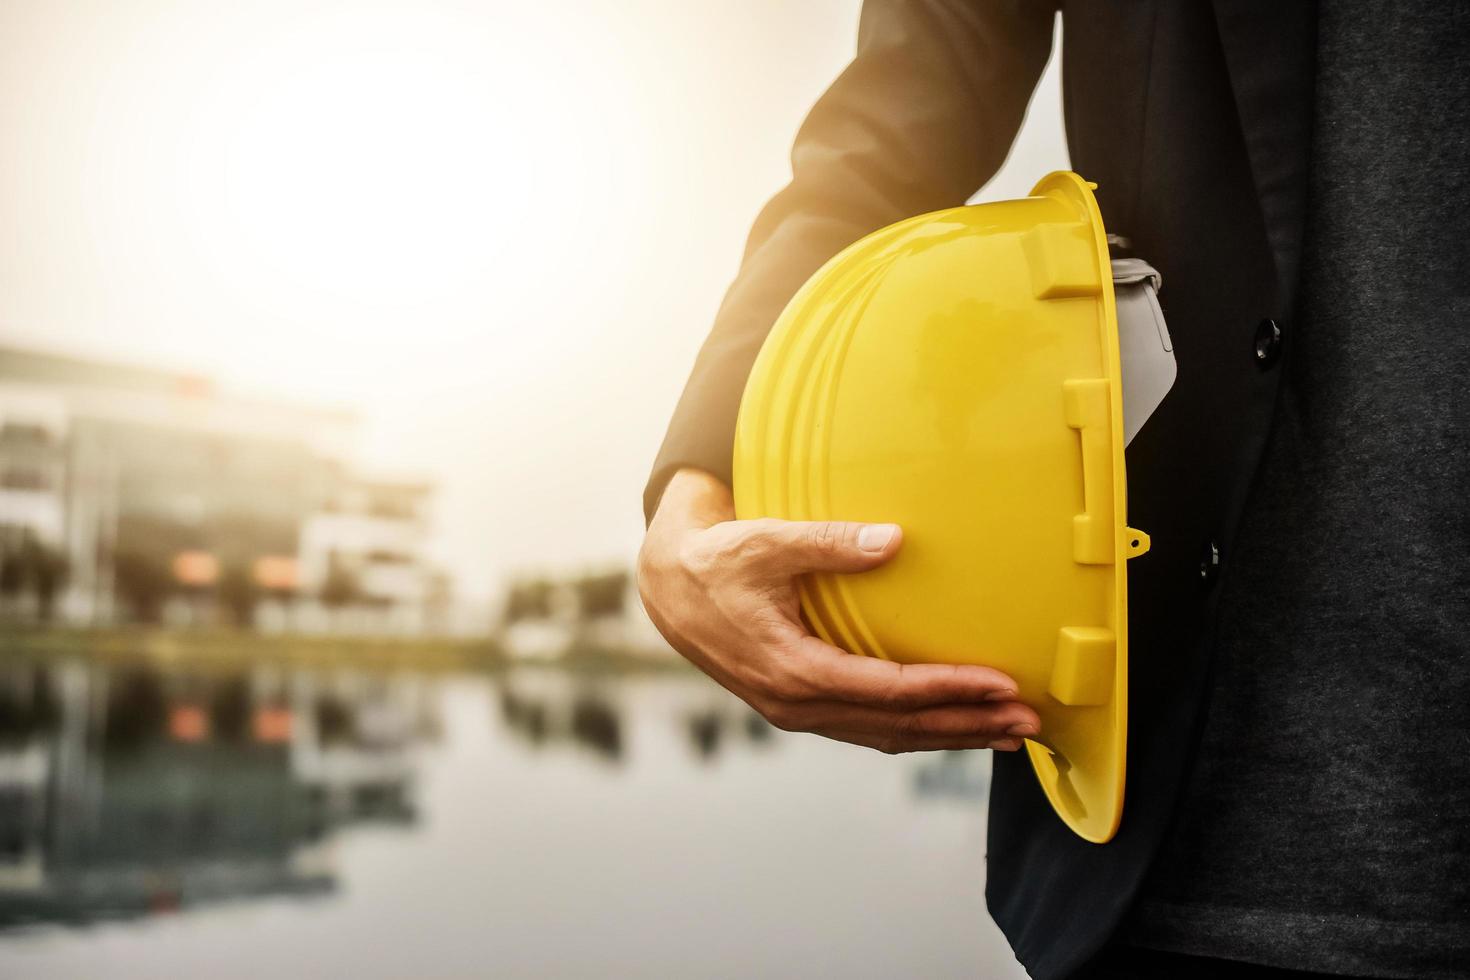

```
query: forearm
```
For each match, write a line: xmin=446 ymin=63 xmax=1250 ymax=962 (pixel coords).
xmin=651 ymin=468 xmax=733 ymax=532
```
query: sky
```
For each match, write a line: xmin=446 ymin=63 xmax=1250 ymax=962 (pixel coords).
xmin=0 ymin=0 xmax=1068 ymax=601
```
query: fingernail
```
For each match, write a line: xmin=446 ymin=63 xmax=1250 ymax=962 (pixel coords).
xmin=988 ymin=738 xmax=1022 ymax=752
xmin=1005 ymin=723 xmax=1038 ymax=737
xmin=983 ymin=689 xmax=1017 ymax=702
xmin=857 ymin=524 xmax=898 ymax=552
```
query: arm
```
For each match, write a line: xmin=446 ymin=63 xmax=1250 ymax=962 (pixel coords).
xmin=644 ymin=0 xmax=1058 ymax=520
xmin=640 ymin=1 xmax=1057 ymax=753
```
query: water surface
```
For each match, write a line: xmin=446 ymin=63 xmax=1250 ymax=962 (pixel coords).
xmin=0 ymin=659 xmax=1027 ymax=978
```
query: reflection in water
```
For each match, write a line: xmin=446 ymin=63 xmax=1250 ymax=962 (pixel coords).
xmin=498 ymin=678 xmax=624 ymax=759
xmin=0 ymin=660 xmax=1016 ymax=979
xmin=912 ymin=750 xmax=994 ymax=801
xmin=0 ymin=661 xmax=435 ymax=928
xmin=686 ymin=710 xmax=722 ymax=759
xmin=683 ymin=706 xmax=774 ymax=761
xmin=744 ymin=711 xmax=774 ymax=743
xmin=569 ymin=695 xmax=622 ymax=761
xmin=495 ymin=671 xmax=772 ymax=766
xmin=0 ymin=662 xmax=787 ymax=930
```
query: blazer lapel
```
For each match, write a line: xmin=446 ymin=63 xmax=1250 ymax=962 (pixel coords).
xmin=1211 ymin=0 xmax=1316 ymax=311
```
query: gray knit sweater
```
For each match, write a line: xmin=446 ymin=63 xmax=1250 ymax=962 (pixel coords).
xmin=1123 ymin=5 xmax=1470 ymax=977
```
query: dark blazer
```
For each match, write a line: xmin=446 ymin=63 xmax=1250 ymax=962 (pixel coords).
xmin=644 ymin=2 xmax=1315 ymax=977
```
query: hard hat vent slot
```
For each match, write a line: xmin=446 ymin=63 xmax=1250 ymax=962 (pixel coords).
xmin=1062 ymin=378 xmax=1115 ymax=565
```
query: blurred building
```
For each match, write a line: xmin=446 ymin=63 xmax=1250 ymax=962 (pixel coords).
xmin=498 ymin=567 xmax=672 ymax=662
xmin=291 ymin=475 xmax=441 ymax=635
xmin=0 ymin=343 xmax=445 ymax=632
xmin=0 ymin=661 xmax=432 ymax=926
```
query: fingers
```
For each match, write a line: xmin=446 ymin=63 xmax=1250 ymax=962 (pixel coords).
xmin=744 ymin=682 xmax=1032 ymax=754
xmin=642 ymin=506 xmax=1042 ymax=759
xmin=685 ymin=623 xmax=1043 ymax=756
xmin=767 ymin=698 xmax=1039 ymax=744
xmin=732 ymin=519 xmax=903 ymax=578
xmin=819 ymin=729 xmax=1026 ymax=754
xmin=785 ymin=635 xmax=1023 ymax=709
xmin=746 ymin=647 xmax=1042 ymax=755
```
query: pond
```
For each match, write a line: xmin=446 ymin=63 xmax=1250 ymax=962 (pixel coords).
xmin=0 ymin=658 xmax=1028 ymax=978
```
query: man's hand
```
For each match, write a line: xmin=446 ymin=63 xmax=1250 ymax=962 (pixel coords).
xmin=637 ymin=468 xmax=1040 ymax=753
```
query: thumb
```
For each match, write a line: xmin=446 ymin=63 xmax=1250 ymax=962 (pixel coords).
xmin=754 ymin=520 xmax=903 ymax=577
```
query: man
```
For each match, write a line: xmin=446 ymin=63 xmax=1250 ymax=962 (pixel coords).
xmin=638 ymin=2 xmax=1468 ymax=978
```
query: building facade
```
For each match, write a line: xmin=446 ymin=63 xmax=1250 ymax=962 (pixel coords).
xmin=0 ymin=344 xmax=442 ymax=632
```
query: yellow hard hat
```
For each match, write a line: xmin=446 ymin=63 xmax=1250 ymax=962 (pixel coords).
xmin=733 ymin=171 xmax=1156 ymax=843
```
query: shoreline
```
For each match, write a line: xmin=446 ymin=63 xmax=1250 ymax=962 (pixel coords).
xmin=0 ymin=625 xmax=688 ymax=675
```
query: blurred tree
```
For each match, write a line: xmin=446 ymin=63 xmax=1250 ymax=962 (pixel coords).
xmin=31 ymin=544 xmax=67 ymax=621
xmin=316 ymin=694 xmax=356 ymax=746
xmin=113 ymin=550 xmax=173 ymax=623
xmin=112 ymin=514 xmax=196 ymax=623
xmin=217 ymin=561 xmax=259 ymax=627
xmin=0 ymin=548 xmax=21 ymax=597
xmin=502 ymin=577 xmax=554 ymax=625
xmin=320 ymin=555 xmax=362 ymax=609
xmin=575 ymin=570 xmax=628 ymax=619
xmin=0 ymin=533 xmax=68 ymax=620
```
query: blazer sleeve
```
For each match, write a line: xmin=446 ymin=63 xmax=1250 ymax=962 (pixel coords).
xmin=643 ymin=0 xmax=1058 ymax=523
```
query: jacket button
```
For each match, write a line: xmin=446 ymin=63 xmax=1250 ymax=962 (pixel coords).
xmin=1199 ymin=540 xmax=1221 ymax=587
xmin=1254 ymin=318 xmax=1282 ymax=368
